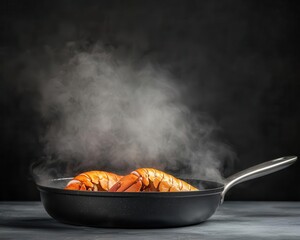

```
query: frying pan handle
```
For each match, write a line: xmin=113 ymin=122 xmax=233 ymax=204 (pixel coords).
xmin=221 ymin=156 xmax=297 ymax=203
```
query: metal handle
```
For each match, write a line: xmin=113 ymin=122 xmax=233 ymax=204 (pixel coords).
xmin=221 ymin=156 xmax=297 ymax=202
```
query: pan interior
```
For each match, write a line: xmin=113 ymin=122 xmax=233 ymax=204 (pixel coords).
xmin=183 ymin=178 xmax=224 ymax=191
xmin=37 ymin=177 xmax=224 ymax=196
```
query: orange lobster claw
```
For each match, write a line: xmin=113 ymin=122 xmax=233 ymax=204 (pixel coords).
xmin=108 ymin=173 xmax=143 ymax=192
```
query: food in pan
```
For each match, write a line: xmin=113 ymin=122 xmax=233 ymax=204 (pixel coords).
xmin=109 ymin=168 xmax=198 ymax=192
xmin=64 ymin=171 xmax=122 ymax=191
xmin=65 ymin=168 xmax=198 ymax=192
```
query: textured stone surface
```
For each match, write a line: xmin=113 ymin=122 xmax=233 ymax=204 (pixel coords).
xmin=0 ymin=202 xmax=299 ymax=239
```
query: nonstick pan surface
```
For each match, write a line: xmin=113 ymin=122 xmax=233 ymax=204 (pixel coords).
xmin=37 ymin=156 xmax=297 ymax=228
xmin=38 ymin=178 xmax=223 ymax=228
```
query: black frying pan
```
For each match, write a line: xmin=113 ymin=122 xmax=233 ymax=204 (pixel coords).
xmin=37 ymin=156 xmax=297 ymax=228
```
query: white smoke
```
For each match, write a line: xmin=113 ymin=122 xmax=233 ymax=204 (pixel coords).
xmin=37 ymin=44 xmax=235 ymax=182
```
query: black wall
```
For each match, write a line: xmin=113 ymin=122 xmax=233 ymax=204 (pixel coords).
xmin=1 ymin=0 xmax=299 ymax=200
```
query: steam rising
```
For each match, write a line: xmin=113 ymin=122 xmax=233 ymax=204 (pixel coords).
xmin=36 ymin=45 xmax=234 ymax=182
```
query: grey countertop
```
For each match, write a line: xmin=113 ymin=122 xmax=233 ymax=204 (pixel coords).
xmin=0 ymin=201 xmax=299 ymax=240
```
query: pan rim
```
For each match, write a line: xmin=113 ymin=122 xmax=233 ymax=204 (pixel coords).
xmin=36 ymin=178 xmax=224 ymax=197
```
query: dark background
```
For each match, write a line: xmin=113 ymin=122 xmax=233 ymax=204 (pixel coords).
xmin=0 ymin=0 xmax=299 ymax=201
